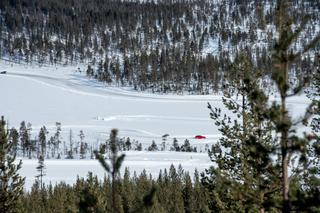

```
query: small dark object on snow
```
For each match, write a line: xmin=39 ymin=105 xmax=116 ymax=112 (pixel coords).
xmin=0 ymin=71 xmax=7 ymax=74
xmin=195 ymin=135 xmax=206 ymax=139
xmin=162 ymin=134 xmax=170 ymax=138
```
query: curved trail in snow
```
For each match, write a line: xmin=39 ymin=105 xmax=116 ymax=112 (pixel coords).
xmin=6 ymin=72 xmax=221 ymax=102
xmin=2 ymin=71 xmax=220 ymax=140
xmin=2 ymin=69 xmax=309 ymax=141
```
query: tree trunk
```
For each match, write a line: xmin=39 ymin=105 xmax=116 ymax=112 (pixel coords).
xmin=281 ymin=60 xmax=290 ymax=213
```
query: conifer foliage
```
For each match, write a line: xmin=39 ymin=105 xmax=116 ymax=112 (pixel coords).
xmin=95 ymin=129 xmax=125 ymax=212
xmin=0 ymin=116 xmax=25 ymax=213
xmin=94 ymin=129 xmax=156 ymax=213
xmin=202 ymin=0 xmax=320 ymax=212
xmin=203 ymin=53 xmax=279 ymax=212
xmin=271 ymin=0 xmax=320 ymax=211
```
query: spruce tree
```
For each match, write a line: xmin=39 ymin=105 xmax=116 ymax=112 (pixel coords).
xmin=167 ymin=165 xmax=184 ymax=213
xmin=121 ymin=168 xmax=134 ymax=213
xmin=8 ymin=128 xmax=18 ymax=156
xmin=148 ymin=141 xmax=158 ymax=151
xmin=203 ymin=1 xmax=320 ymax=212
xmin=203 ymin=53 xmax=279 ymax=212
xmin=35 ymin=155 xmax=45 ymax=189
xmin=0 ymin=116 xmax=25 ymax=213
xmin=293 ymin=68 xmax=320 ymax=212
xmin=181 ymin=139 xmax=192 ymax=152
xmin=19 ymin=121 xmax=28 ymax=157
xmin=95 ymin=129 xmax=125 ymax=213
xmin=272 ymin=1 xmax=320 ymax=211
xmin=38 ymin=126 xmax=47 ymax=158
xmin=78 ymin=172 xmax=106 ymax=213
xmin=182 ymin=172 xmax=193 ymax=213
xmin=95 ymin=129 xmax=156 ymax=213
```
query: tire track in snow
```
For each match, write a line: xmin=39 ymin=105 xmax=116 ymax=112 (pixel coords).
xmin=5 ymin=72 xmax=221 ymax=102
xmin=95 ymin=114 xmax=210 ymax=122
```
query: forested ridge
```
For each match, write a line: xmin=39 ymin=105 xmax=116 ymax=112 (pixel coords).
xmin=0 ymin=0 xmax=319 ymax=93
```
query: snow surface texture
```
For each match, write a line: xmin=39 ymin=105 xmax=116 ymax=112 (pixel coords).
xmin=19 ymin=151 xmax=212 ymax=189
xmin=0 ymin=62 xmax=224 ymax=145
xmin=0 ymin=61 xmax=311 ymax=189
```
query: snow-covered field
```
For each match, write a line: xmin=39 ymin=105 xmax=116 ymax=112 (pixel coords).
xmin=0 ymin=62 xmax=222 ymax=144
xmin=19 ymin=151 xmax=212 ymax=189
xmin=0 ymin=61 xmax=311 ymax=189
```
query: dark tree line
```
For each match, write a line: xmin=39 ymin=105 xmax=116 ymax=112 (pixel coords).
xmin=5 ymin=120 xmax=207 ymax=160
xmin=20 ymin=166 xmax=208 ymax=213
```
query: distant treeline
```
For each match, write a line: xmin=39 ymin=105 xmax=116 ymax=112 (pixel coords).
xmin=7 ymin=121 xmax=206 ymax=160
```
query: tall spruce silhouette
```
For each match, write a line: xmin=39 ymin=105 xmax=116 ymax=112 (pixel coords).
xmin=94 ymin=129 xmax=155 ymax=213
xmin=0 ymin=116 xmax=25 ymax=213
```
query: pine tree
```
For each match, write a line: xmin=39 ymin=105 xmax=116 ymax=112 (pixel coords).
xmin=181 ymin=139 xmax=192 ymax=152
xmin=35 ymin=155 xmax=45 ymax=188
xmin=148 ymin=141 xmax=158 ymax=151
xmin=38 ymin=126 xmax=48 ymax=158
xmin=202 ymin=1 xmax=320 ymax=212
xmin=272 ymin=1 xmax=320 ymax=211
xmin=171 ymin=138 xmax=180 ymax=151
xmin=67 ymin=129 xmax=74 ymax=159
xmin=78 ymin=172 xmax=106 ymax=213
xmin=26 ymin=122 xmax=33 ymax=159
xmin=182 ymin=172 xmax=193 ymax=213
xmin=53 ymin=122 xmax=62 ymax=158
xmin=79 ymin=130 xmax=86 ymax=159
xmin=136 ymin=143 xmax=142 ymax=151
xmin=19 ymin=121 xmax=28 ymax=157
xmin=95 ymin=129 xmax=125 ymax=213
xmin=86 ymin=65 xmax=94 ymax=77
xmin=293 ymin=68 xmax=320 ymax=212
xmin=8 ymin=128 xmax=19 ymax=156
xmin=167 ymin=165 xmax=184 ymax=213
xmin=95 ymin=129 xmax=156 ymax=213
xmin=121 ymin=168 xmax=134 ymax=213
xmin=193 ymin=170 xmax=210 ymax=212
xmin=203 ymin=53 xmax=279 ymax=212
xmin=0 ymin=116 xmax=25 ymax=213
xmin=309 ymin=70 xmax=320 ymax=159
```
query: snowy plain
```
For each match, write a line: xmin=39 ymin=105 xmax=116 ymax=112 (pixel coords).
xmin=0 ymin=61 xmax=311 ymax=189
xmin=20 ymin=151 xmax=212 ymax=189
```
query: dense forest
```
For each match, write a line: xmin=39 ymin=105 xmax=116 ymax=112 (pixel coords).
xmin=0 ymin=0 xmax=319 ymax=93
xmin=1 ymin=0 xmax=320 ymax=212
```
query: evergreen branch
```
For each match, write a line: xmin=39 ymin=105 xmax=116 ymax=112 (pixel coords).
xmin=130 ymin=186 xmax=157 ymax=213
xmin=291 ymin=33 xmax=320 ymax=61
xmin=285 ymin=16 xmax=310 ymax=56
xmin=115 ymin=154 xmax=126 ymax=171
xmin=94 ymin=151 xmax=110 ymax=173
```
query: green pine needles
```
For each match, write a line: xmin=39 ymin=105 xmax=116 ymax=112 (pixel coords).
xmin=0 ymin=116 xmax=25 ymax=213
xmin=94 ymin=129 xmax=156 ymax=213
xmin=202 ymin=1 xmax=320 ymax=212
